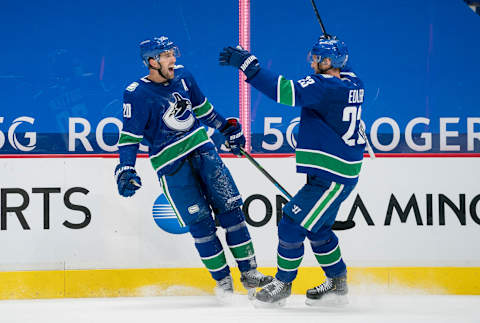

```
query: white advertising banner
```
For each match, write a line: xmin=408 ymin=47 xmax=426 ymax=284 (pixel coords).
xmin=0 ymin=157 xmax=479 ymax=271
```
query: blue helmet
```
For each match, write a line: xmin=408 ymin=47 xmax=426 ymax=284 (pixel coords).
xmin=139 ymin=36 xmax=180 ymax=67
xmin=310 ymin=36 xmax=348 ymax=69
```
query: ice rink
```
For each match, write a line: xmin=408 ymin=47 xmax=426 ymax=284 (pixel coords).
xmin=1 ymin=293 xmax=478 ymax=323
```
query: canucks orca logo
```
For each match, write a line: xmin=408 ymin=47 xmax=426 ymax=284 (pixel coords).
xmin=163 ymin=92 xmax=195 ymax=131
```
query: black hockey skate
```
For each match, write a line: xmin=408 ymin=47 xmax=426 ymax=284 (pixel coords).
xmin=254 ymin=278 xmax=292 ymax=307
xmin=305 ymin=275 xmax=348 ymax=306
xmin=214 ymin=275 xmax=234 ymax=302
xmin=240 ymin=269 xmax=273 ymax=299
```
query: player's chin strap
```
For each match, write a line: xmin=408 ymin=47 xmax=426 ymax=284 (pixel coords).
xmin=318 ymin=63 xmax=333 ymax=74
xmin=152 ymin=65 xmax=168 ymax=80
xmin=316 ymin=58 xmax=335 ymax=74
xmin=149 ymin=57 xmax=169 ymax=81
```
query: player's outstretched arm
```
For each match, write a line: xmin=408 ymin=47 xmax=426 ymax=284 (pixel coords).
xmin=219 ymin=46 xmax=324 ymax=108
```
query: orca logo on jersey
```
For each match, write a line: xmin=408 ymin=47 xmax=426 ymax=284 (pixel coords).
xmin=163 ymin=92 xmax=195 ymax=131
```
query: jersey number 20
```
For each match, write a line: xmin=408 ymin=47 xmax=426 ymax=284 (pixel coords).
xmin=342 ymin=105 xmax=365 ymax=146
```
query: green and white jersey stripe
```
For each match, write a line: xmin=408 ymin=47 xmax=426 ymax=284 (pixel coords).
xmin=117 ymin=131 xmax=143 ymax=146
xmin=277 ymin=253 xmax=303 ymax=272
xmin=229 ymin=240 xmax=255 ymax=261
xmin=160 ymin=176 xmax=185 ymax=227
xmin=301 ymin=181 xmax=344 ymax=231
xmin=296 ymin=149 xmax=362 ymax=179
xmin=313 ymin=243 xmax=342 ymax=267
xmin=277 ymin=75 xmax=295 ymax=106
xmin=201 ymin=250 xmax=228 ymax=272
xmin=192 ymin=98 xmax=214 ymax=118
xmin=150 ymin=127 xmax=211 ymax=172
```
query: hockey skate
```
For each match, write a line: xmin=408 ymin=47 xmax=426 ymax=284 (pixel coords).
xmin=214 ymin=275 xmax=234 ymax=303
xmin=240 ymin=269 xmax=273 ymax=300
xmin=305 ymin=275 xmax=348 ymax=307
xmin=253 ymin=278 xmax=292 ymax=307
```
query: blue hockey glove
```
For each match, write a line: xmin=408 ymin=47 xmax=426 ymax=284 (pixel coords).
xmin=219 ymin=46 xmax=260 ymax=79
xmin=114 ymin=164 xmax=142 ymax=197
xmin=219 ymin=118 xmax=245 ymax=156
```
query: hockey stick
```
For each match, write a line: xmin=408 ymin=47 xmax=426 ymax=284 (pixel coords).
xmin=310 ymin=0 xmax=331 ymax=39
xmin=359 ymin=122 xmax=376 ymax=159
xmin=240 ymin=148 xmax=293 ymax=200
xmin=239 ymin=148 xmax=355 ymax=230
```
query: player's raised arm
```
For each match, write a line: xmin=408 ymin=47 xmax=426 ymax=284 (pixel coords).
xmin=218 ymin=39 xmax=349 ymax=108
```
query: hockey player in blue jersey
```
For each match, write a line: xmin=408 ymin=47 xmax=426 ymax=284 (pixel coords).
xmin=114 ymin=36 xmax=272 ymax=298
xmin=219 ymin=36 xmax=366 ymax=306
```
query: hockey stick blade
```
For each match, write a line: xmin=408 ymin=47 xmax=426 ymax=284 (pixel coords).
xmin=332 ymin=219 xmax=355 ymax=230
xmin=239 ymin=148 xmax=355 ymax=230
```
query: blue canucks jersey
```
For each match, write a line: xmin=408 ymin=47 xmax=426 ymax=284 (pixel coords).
xmin=248 ymin=68 xmax=366 ymax=184
xmin=118 ymin=66 xmax=225 ymax=176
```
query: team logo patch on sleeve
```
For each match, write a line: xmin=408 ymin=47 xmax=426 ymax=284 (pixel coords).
xmin=126 ymin=82 xmax=139 ymax=92
xmin=188 ymin=204 xmax=200 ymax=214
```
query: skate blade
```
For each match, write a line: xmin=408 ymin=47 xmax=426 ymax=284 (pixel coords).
xmin=305 ymin=294 xmax=348 ymax=307
xmin=252 ymin=298 xmax=287 ymax=308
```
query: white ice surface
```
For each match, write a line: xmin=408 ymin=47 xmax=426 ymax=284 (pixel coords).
xmin=0 ymin=293 xmax=479 ymax=323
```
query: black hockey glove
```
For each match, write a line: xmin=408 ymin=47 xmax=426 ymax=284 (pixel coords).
xmin=114 ymin=164 xmax=142 ymax=197
xmin=219 ymin=45 xmax=260 ymax=79
xmin=219 ymin=118 xmax=245 ymax=156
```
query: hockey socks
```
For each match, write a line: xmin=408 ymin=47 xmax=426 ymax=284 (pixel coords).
xmin=275 ymin=216 xmax=305 ymax=283
xmin=309 ymin=231 xmax=346 ymax=278
xmin=189 ymin=217 xmax=230 ymax=281
xmin=218 ymin=208 xmax=257 ymax=272
xmin=274 ymin=215 xmax=347 ymax=282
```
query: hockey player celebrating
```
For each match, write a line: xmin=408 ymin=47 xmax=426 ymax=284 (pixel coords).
xmin=219 ymin=36 xmax=366 ymax=306
xmin=114 ymin=36 xmax=272 ymax=298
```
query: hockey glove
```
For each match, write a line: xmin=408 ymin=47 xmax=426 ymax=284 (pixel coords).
xmin=219 ymin=46 xmax=260 ymax=79
xmin=219 ymin=118 xmax=245 ymax=156
xmin=114 ymin=164 xmax=142 ymax=197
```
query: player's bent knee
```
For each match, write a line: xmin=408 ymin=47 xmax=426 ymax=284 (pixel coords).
xmin=188 ymin=216 xmax=217 ymax=238
xmin=278 ymin=239 xmax=303 ymax=249
xmin=278 ymin=214 xmax=307 ymax=242
xmin=216 ymin=207 xmax=245 ymax=229
xmin=308 ymin=230 xmax=336 ymax=247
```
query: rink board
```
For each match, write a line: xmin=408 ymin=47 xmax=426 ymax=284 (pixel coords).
xmin=0 ymin=156 xmax=479 ymax=298
xmin=1 ymin=266 xmax=480 ymax=300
